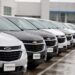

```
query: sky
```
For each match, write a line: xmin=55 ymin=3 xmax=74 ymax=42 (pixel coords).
xmin=15 ymin=0 xmax=75 ymax=2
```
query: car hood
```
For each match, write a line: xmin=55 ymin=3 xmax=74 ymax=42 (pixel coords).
xmin=58 ymin=29 xmax=72 ymax=34
xmin=42 ymin=29 xmax=65 ymax=36
xmin=0 ymin=32 xmax=22 ymax=46
xmin=23 ymin=30 xmax=56 ymax=38
xmin=3 ymin=31 xmax=43 ymax=41
xmin=64 ymin=29 xmax=75 ymax=34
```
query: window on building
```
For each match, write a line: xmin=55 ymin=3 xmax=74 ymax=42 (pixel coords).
xmin=50 ymin=12 xmax=57 ymax=21
xmin=4 ymin=6 xmax=12 ymax=16
xmin=50 ymin=11 xmax=66 ymax=22
xmin=60 ymin=12 xmax=65 ymax=22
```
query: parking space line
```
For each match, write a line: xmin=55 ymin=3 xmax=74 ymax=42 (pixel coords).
xmin=37 ymin=50 xmax=75 ymax=75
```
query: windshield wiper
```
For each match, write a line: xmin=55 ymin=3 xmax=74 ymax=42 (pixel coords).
xmin=19 ymin=28 xmax=37 ymax=31
xmin=9 ymin=30 xmax=20 ymax=31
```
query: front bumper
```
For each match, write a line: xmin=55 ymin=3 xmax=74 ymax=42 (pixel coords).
xmin=0 ymin=50 xmax=27 ymax=73
xmin=0 ymin=66 xmax=25 ymax=74
xmin=58 ymin=43 xmax=65 ymax=53
xmin=47 ymin=46 xmax=58 ymax=57
xmin=72 ymin=38 xmax=75 ymax=46
xmin=27 ymin=50 xmax=47 ymax=67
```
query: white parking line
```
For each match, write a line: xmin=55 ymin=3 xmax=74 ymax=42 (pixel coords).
xmin=37 ymin=50 xmax=75 ymax=75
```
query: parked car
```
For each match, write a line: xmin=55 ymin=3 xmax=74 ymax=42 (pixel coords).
xmin=0 ymin=16 xmax=47 ymax=69
xmin=50 ymin=21 xmax=73 ymax=48
xmin=0 ymin=32 xmax=27 ymax=75
xmin=64 ymin=23 xmax=75 ymax=46
xmin=5 ymin=16 xmax=58 ymax=61
xmin=25 ymin=18 xmax=67 ymax=54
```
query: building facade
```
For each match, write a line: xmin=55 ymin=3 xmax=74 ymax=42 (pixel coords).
xmin=50 ymin=2 xmax=75 ymax=23
xmin=1 ymin=0 xmax=75 ymax=23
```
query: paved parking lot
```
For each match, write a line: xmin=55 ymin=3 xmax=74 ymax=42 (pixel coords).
xmin=38 ymin=50 xmax=75 ymax=75
xmin=1 ymin=49 xmax=75 ymax=75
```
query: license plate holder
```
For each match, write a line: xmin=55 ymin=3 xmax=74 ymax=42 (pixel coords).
xmin=4 ymin=63 xmax=15 ymax=72
xmin=33 ymin=54 xmax=40 ymax=59
xmin=58 ymin=45 xmax=63 ymax=48
xmin=67 ymin=41 xmax=70 ymax=45
xmin=47 ymin=48 xmax=53 ymax=52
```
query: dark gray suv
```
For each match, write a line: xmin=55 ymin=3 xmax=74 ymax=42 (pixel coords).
xmin=0 ymin=16 xmax=47 ymax=69
xmin=5 ymin=16 xmax=58 ymax=61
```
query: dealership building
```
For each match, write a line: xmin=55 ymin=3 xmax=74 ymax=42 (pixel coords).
xmin=0 ymin=0 xmax=75 ymax=23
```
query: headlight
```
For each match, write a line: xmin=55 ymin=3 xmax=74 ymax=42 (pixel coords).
xmin=21 ymin=43 xmax=26 ymax=51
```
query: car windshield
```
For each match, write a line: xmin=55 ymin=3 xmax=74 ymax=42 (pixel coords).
xmin=27 ymin=19 xmax=47 ymax=29
xmin=51 ymin=21 xmax=67 ymax=29
xmin=0 ymin=17 xmax=20 ymax=31
xmin=68 ymin=23 xmax=75 ymax=29
xmin=39 ymin=20 xmax=57 ymax=29
xmin=64 ymin=23 xmax=72 ymax=29
xmin=28 ymin=19 xmax=56 ymax=29
xmin=6 ymin=17 xmax=37 ymax=30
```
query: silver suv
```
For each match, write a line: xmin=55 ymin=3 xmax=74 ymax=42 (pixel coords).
xmin=0 ymin=32 xmax=27 ymax=74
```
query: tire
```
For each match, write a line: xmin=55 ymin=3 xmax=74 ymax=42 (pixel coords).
xmin=57 ymin=50 xmax=61 ymax=56
xmin=21 ymin=72 xmax=25 ymax=75
xmin=45 ymin=56 xmax=52 ymax=62
xmin=28 ymin=64 xmax=39 ymax=70
xmin=14 ymin=72 xmax=25 ymax=75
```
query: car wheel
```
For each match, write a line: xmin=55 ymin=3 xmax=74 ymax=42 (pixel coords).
xmin=28 ymin=64 xmax=39 ymax=70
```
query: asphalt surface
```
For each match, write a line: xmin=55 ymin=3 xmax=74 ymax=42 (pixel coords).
xmin=1 ymin=49 xmax=75 ymax=75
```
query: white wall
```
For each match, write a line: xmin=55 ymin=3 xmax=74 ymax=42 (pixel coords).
xmin=1 ymin=0 xmax=16 ymax=16
xmin=0 ymin=0 xmax=1 ymax=15
xmin=41 ymin=0 xmax=49 ymax=19
xmin=16 ymin=0 xmax=50 ymax=19
xmin=16 ymin=2 xmax=41 ymax=17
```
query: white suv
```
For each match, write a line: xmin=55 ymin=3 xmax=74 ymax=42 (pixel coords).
xmin=0 ymin=32 xmax=27 ymax=74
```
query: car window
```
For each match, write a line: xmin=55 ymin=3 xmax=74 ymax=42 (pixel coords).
xmin=0 ymin=17 xmax=20 ymax=31
xmin=27 ymin=19 xmax=47 ymax=29
xmin=68 ymin=23 xmax=75 ymax=29
xmin=7 ymin=17 xmax=37 ymax=30
xmin=51 ymin=21 xmax=66 ymax=29
xmin=39 ymin=20 xmax=57 ymax=29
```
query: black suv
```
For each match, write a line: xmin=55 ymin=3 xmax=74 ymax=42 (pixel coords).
xmin=0 ymin=16 xmax=47 ymax=69
xmin=5 ymin=16 xmax=58 ymax=61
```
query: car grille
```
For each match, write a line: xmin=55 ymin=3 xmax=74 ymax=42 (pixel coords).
xmin=24 ymin=44 xmax=44 ymax=52
xmin=44 ymin=37 xmax=55 ymax=40
xmin=45 ymin=40 xmax=56 ymax=47
xmin=0 ymin=51 xmax=22 ymax=61
xmin=67 ymin=36 xmax=72 ymax=41
xmin=0 ymin=46 xmax=21 ymax=50
xmin=57 ymin=38 xmax=65 ymax=43
xmin=22 ymin=40 xmax=43 ymax=43
xmin=73 ymin=35 xmax=75 ymax=39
